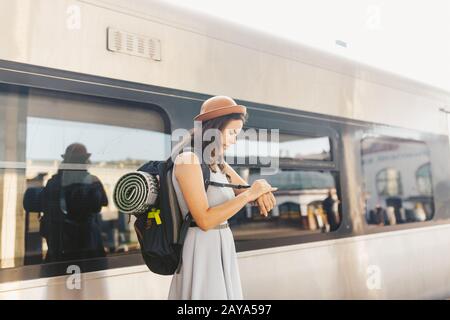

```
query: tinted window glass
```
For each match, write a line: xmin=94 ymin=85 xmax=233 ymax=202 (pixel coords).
xmin=229 ymin=166 xmax=341 ymax=241
xmin=0 ymin=87 xmax=170 ymax=268
xmin=361 ymin=137 xmax=434 ymax=226
xmin=225 ymin=132 xmax=332 ymax=163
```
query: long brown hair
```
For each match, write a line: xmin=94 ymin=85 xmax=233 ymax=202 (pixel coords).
xmin=176 ymin=112 xmax=248 ymax=180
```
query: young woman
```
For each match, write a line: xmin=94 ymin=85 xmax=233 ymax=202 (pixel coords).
xmin=168 ymin=95 xmax=277 ymax=300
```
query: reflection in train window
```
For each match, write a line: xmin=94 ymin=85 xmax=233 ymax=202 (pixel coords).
xmin=225 ymin=131 xmax=332 ymax=163
xmin=0 ymin=87 xmax=170 ymax=269
xmin=361 ymin=137 xmax=434 ymax=227
xmin=229 ymin=167 xmax=341 ymax=240
xmin=376 ymin=168 xmax=403 ymax=196
xmin=416 ymin=163 xmax=432 ymax=196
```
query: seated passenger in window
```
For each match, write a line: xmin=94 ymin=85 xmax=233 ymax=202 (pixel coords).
xmin=322 ymin=189 xmax=340 ymax=231
xmin=386 ymin=197 xmax=404 ymax=224
xmin=369 ymin=204 xmax=386 ymax=225
xmin=413 ymin=202 xmax=427 ymax=222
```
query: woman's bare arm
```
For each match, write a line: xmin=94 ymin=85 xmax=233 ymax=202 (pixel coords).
xmin=174 ymin=152 xmax=275 ymax=231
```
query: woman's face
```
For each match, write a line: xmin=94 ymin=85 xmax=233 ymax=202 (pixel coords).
xmin=221 ymin=119 xmax=243 ymax=151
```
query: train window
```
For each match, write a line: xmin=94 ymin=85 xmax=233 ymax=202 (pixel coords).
xmin=225 ymin=131 xmax=332 ymax=164
xmin=225 ymin=128 xmax=340 ymax=241
xmin=361 ymin=137 xmax=434 ymax=227
xmin=0 ymin=87 xmax=170 ymax=269
xmin=229 ymin=167 xmax=341 ymax=240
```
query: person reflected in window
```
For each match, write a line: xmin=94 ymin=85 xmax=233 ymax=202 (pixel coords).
xmin=413 ymin=202 xmax=427 ymax=222
xmin=386 ymin=197 xmax=404 ymax=224
xmin=322 ymin=188 xmax=340 ymax=231
xmin=40 ymin=143 xmax=108 ymax=262
xmin=369 ymin=204 xmax=386 ymax=225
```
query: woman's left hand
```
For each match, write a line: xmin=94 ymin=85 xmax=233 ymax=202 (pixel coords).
xmin=255 ymin=192 xmax=276 ymax=217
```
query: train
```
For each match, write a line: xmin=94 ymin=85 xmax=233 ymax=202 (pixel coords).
xmin=0 ymin=0 xmax=450 ymax=299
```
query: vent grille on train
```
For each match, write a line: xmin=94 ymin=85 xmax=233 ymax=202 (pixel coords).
xmin=107 ymin=27 xmax=161 ymax=61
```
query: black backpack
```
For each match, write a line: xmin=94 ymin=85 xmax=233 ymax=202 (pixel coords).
xmin=132 ymin=157 xmax=208 ymax=275
xmin=114 ymin=154 xmax=249 ymax=275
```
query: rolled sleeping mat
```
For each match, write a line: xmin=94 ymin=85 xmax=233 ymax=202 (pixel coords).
xmin=113 ymin=171 xmax=159 ymax=215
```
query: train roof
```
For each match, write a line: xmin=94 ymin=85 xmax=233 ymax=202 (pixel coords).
xmin=90 ymin=0 xmax=450 ymax=102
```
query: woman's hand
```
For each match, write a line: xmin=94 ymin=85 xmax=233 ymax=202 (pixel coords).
xmin=248 ymin=179 xmax=277 ymax=202
xmin=256 ymin=192 xmax=277 ymax=217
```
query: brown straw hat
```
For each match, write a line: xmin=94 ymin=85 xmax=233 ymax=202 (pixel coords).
xmin=194 ymin=96 xmax=247 ymax=121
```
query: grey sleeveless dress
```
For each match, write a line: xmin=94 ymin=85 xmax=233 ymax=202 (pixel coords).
xmin=168 ymin=165 xmax=244 ymax=300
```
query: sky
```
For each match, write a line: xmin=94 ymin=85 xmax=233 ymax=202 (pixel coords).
xmin=26 ymin=117 xmax=169 ymax=162
xmin=164 ymin=0 xmax=450 ymax=92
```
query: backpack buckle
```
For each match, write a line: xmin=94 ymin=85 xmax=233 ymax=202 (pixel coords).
xmin=147 ymin=208 xmax=162 ymax=225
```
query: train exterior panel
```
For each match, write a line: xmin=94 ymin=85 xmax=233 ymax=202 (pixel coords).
xmin=0 ymin=0 xmax=450 ymax=299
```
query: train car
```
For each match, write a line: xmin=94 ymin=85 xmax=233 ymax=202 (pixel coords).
xmin=1 ymin=0 xmax=450 ymax=299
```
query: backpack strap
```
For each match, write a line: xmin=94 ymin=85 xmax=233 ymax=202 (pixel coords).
xmin=200 ymin=162 xmax=211 ymax=191
xmin=207 ymin=180 xmax=251 ymax=189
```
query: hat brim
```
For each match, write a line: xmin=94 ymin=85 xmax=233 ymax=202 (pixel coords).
xmin=61 ymin=153 xmax=92 ymax=159
xmin=193 ymin=105 xmax=247 ymax=121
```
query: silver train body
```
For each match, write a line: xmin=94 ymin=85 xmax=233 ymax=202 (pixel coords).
xmin=0 ymin=0 xmax=450 ymax=299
